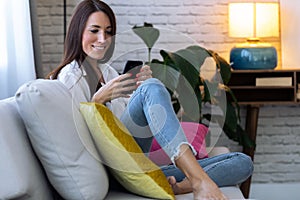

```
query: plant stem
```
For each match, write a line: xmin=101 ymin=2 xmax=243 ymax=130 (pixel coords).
xmin=148 ymin=48 xmax=151 ymax=63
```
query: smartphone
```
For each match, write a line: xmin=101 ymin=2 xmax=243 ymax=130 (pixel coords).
xmin=122 ymin=60 xmax=143 ymax=94
xmin=123 ymin=60 xmax=143 ymax=78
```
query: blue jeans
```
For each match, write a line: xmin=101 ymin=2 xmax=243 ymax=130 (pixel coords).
xmin=161 ymin=152 xmax=253 ymax=186
xmin=120 ymin=78 xmax=253 ymax=186
xmin=121 ymin=78 xmax=191 ymax=162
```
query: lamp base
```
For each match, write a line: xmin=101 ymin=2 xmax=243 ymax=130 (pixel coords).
xmin=230 ymin=44 xmax=277 ymax=70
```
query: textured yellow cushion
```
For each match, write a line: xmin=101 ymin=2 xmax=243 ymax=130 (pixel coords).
xmin=80 ymin=102 xmax=175 ymax=200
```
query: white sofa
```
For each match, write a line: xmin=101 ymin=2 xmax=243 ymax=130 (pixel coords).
xmin=0 ymin=79 xmax=245 ymax=200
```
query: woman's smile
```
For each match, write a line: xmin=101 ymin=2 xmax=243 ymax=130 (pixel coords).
xmin=92 ymin=45 xmax=106 ymax=50
xmin=91 ymin=44 xmax=107 ymax=53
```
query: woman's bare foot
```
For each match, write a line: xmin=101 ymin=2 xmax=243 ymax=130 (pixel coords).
xmin=168 ymin=176 xmax=228 ymax=199
xmin=191 ymin=176 xmax=228 ymax=200
xmin=167 ymin=176 xmax=192 ymax=195
xmin=173 ymin=144 xmax=228 ymax=199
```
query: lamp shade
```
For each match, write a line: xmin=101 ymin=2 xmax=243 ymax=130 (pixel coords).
xmin=228 ymin=2 xmax=279 ymax=39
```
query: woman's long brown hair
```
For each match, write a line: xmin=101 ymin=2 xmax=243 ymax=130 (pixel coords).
xmin=46 ymin=0 xmax=116 ymax=79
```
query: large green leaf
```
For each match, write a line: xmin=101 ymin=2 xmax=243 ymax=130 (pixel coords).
xmin=132 ymin=23 xmax=160 ymax=62
xmin=175 ymin=75 xmax=201 ymax=122
xmin=223 ymin=123 xmax=256 ymax=148
xmin=238 ymin=125 xmax=256 ymax=148
xmin=163 ymin=49 xmax=203 ymax=106
xmin=202 ymin=80 xmax=219 ymax=102
xmin=150 ymin=60 xmax=179 ymax=92
xmin=208 ymin=50 xmax=232 ymax=84
xmin=164 ymin=48 xmax=202 ymax=90
xmin=150 ymin=59 xmax=202 ymax=121
xmin=132 ymin=23 xmax=160 ymax=49
xmin=186 ymin=45 xmax=212 ymax=68
xmin=224 ymin=102 xmax=238 ymax=133
xmin=222 ymin=85 xmax=241 ymax=121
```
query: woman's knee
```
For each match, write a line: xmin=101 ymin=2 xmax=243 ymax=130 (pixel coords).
xmin=141 ymin=78 xmax=164 ymax=88
xmin=221 ymin=152 xmax=253 ymax=185
xmin=139 ymin=78 xmax=169 ymax=96
xmin=234 ymin=152 xmax=254 ymax=176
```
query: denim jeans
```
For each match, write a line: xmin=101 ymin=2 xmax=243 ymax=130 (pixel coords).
xmin=161 ymin=152 xmax=253 ymax=187
xmin=120 ymin=78 xmax=253 ymax=186
xmin=120 ymin=78 xmax=192 ymax=163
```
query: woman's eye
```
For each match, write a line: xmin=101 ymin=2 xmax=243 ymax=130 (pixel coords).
xmin=106 ymin=30 xmax=112 ymax=35
xmin=90 ymin=29 xmax=99 ymax=33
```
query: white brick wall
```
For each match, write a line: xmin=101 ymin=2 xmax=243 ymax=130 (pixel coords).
xmin=35 ymin=0 xmax=300 ymax=184
xmin=252 ymin=106 xmax=300 ymax=183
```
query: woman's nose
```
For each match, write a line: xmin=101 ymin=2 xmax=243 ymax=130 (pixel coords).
xmin=98 ymin=31 xmax=106 ymax=43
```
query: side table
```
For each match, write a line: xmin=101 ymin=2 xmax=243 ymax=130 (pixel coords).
xmin=227 ymin=69 xmax=300 ymax=198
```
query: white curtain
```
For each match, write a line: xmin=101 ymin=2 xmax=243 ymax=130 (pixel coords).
xmin=0 ymin=0 xmax=36 ymax=99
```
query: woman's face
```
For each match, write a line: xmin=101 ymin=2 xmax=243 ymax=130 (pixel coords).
xmin=82 ymin=11 xmax=112 ymax=61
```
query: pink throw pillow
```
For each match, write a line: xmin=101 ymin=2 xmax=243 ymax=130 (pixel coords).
xmin=149 ymin=122 xmax=208 ymax=166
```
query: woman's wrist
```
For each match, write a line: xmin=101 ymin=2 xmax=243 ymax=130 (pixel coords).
xmin=91 ymin=94 xmax=106 ymax=104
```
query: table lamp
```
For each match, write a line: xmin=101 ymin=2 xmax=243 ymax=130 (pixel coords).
xmin=228 ymin=2 xmax=279 ymax=70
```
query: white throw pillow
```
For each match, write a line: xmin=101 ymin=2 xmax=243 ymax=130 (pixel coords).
xmin=0 ymin=97 xmax=53 ymax=200
xmin=15 ymin=79 xmax=109 ymax=200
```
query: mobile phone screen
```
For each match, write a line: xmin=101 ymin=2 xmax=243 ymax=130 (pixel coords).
xmin=122 ymin=60 xmax=143 ymax=94
xmin=123 ymin=60 xmax=143 ymax=77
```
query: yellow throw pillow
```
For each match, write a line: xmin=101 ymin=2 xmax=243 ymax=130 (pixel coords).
xmin=80 ymin=102 xmax=175 ymax=200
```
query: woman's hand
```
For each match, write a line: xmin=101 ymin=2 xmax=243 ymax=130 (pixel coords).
xmin=136 ymin=65 xmax=152 ymax=84
xmin=91 ymin=73 xmax=137 ymax=104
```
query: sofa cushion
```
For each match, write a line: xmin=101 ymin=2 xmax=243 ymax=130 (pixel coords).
xmin=106 ymin=186 xmax=245 ymax=199
xmin=80 ymin=102 xmax=175 ymax=200
xmin=0 ymin=97 xmax=53 ymax=200
xmin=149 ymin=122 xmax=208 ymax=166
xmin=15 ymin=79 xmax=109 ymax=200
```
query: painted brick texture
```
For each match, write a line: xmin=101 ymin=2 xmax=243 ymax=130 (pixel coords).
xmin=35 ymin=0 xmax=299 ymax=184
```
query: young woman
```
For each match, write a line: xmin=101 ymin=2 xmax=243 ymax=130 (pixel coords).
xmin=47 ymin=0 xmax=253 ymax=199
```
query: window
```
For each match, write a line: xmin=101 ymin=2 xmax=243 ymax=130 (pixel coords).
xmin=0 ymin=0 xmax=36 ymax=99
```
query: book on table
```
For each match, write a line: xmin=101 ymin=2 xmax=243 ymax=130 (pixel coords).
xmin=255 ymin=77 xmax=292 ymax=86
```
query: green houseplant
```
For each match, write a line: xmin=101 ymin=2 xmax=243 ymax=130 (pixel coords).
xmin=132 ymin=23 xmax=255 ymax=148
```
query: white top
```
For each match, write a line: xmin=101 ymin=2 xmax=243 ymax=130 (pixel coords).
xmin=57 ymin=60 xmax=128 ymax=119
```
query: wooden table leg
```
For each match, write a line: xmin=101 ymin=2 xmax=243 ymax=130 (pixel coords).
xmin=240 ymin=105 xmax=260 ymax=198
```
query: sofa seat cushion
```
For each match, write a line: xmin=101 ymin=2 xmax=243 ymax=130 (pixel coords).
xmin=0 ymin=97 xmax=53 ymax=200
xmin=106 ymin=186 xmax=245 ymax=199
xmin=15 ymin=79 xmax=109 ymax=200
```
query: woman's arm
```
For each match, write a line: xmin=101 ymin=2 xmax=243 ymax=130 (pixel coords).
xmin=91 ymin=73 xmax=137 ymax=104
xmin=93 ymin=64 xmax=152 ymax=104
